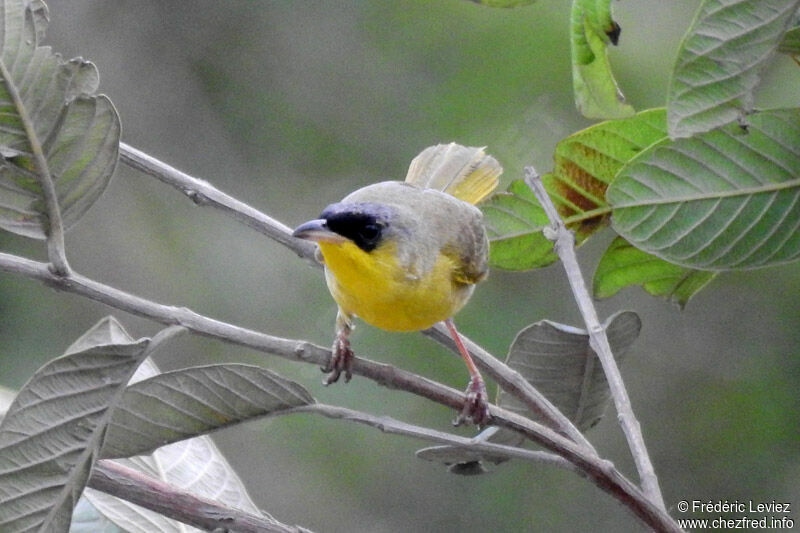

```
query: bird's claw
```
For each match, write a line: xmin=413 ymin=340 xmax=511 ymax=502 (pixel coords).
xmin=323 ymin=334 xmax=353 ymax=384
xmin=453 ymin=377 xmax=490 ymax=427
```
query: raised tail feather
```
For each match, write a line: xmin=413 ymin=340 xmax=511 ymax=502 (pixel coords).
xmin=404 ymin=143 xmax=502 ymax=205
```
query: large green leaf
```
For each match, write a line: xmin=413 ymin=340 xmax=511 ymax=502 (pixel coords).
xmin=0 ymin=0 xmax=120 ymax=239
xmin=483 ymin=108 xmax=666 ymax=270
xmin=101 ymin=364 xmax=315 ymax=459
xmin=593 ymin=236 xmax=716 ymax=307
xmin=82 ymin=359 xmax=267 ymax=533
xmin=416 ymin=312 xmax=641 ymax=475
xmin=608 ymin=108 xmax=800 ymax=270
xmin=498 ymin=311 xmax=641 ymax=431
xmin=0 ymin=318 xmax=171 ymax=533
xmin=570 ymin=0 xmax=633 ymax=119
xmin=667 ymin=0 xmax=800 ymax=138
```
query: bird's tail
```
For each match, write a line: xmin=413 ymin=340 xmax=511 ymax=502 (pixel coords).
xmin=404 ymin=143 xmax=501 ymax=205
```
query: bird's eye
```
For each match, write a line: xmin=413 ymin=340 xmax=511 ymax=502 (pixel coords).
xmin=359 ymin=223 xmax=381 ymax=243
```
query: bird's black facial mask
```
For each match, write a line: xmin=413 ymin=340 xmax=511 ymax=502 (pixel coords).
xmin=320 ymin=202 xmax=392 ymax=252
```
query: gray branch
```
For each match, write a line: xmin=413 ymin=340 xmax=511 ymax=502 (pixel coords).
xmin=523 ymin=167 xmax=666 ymax=511
xmin=295 ymin=403 xmax=576 ymax=471
xmin=119 ymin=143 xmax=318 ymax=264
xmin=0 ymin=251 xmax=679 ymax=532
xmin=89 ymin=460 xmax=310 ymax=533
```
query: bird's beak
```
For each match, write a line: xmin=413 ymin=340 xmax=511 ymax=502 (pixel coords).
xmin=292 ymin=219 xmax=347 ymax=243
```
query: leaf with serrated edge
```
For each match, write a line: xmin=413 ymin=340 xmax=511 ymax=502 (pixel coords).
xmin=667 ymin=0 xmax=800 ymax=138
xmin=0 ymin=1 xmax=120 ymax=239
xmin=483 ymin=109 xmax=667 ymax=271
xmin=0 ymin=317 xmax=159 ymax=533
xmin=608 ymin=108 xmax=800 ymax=270
xmin=499 ymin=311 xmax=641 ymax=432
xmin=594 ymin=236 xmax=716 ymax=307
xmin=101 ymin=363 xmax=314 ymax=459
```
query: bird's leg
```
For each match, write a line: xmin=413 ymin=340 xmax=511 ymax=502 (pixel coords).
xmin=324 ymin=310 xmax=354 ymax=385
xmin=444 ymin=318 xmax=491 ymax=427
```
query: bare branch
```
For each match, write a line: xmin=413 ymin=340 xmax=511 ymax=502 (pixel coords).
xmin=89 ymin=460 xmax=310 ymax=533
xmin=294 ymin=403 xmax=576 ymax=471
xmin=0 ymin=250 xmax=680 ymax=532
xmin=523 ymin=167 xmax=666 ymax=511
xmin=119 ymin=142 xmax=317 ymax=264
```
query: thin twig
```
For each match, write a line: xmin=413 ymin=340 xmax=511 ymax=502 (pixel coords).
xmin=293 ymin=403 xmax=576 ymax=472
xmin=0 ymin=251 xmax=680 ymax=532
xmin=89 ymin=460 xmax=310 ymax=533
xmin=523 ymin=166 xmax=666 ymax=511
xmin=0 ymin=62 xmax=70 ymax=275
xmin=119 ymin=142 xmax=318 ymax=263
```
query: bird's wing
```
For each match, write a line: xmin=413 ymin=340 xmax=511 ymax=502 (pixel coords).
xmin=404 ymin=143 xmax=501 ymax=205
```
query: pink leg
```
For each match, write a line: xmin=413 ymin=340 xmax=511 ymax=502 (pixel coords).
xmin=445 ymin=318 xmax=490 ymax=426
xmin=324 ymin=311 xmax=354 ymax=384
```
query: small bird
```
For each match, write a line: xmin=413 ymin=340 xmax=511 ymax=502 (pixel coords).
xmin=292 ymin=143 xmax=501 ymax=425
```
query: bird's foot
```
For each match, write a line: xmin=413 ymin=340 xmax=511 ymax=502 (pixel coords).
xmin=323 ymin=333 xmax=353 ymax=384
xmin=453 ymin=376 xmax=490 ymax=427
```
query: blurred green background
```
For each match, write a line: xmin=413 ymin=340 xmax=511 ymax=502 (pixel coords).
xmin=1 ymin=1 xmax=799 ymax=531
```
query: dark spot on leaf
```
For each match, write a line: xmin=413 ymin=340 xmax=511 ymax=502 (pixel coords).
xmin=606 ymin=21 xmax=621 ymax=46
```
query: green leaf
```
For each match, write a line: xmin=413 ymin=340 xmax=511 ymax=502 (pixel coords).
xmin=547 ymin=108 xmax=666 ymax=232
xmin=83 ymin=358 xmax=267 ymax=533
xmin=418 ymin=312 xmax=643 ymax=474
xmin=608 ymin=108 xmax=800 ymax=270
xmin=778 ymin=25 xmax=800 ymax=56
xmin=570 ymin=0 xmax=633 ymax=119
xmin=483 ymin=178 xmax=558 ymax=270
xmin=593 ymin=236 xmax=716 ymax=306
xmin=667 ymin=0 xmax=800 ymax=138
xmin=101 ymin=364 xmax=315 ymax=459
xmin=483 ymin=108 xmax=666 ymax=270
xmin=0 ymin=317 xmax=170 ymax=533
xmin=498 ymin=311 xmax=641 ymax=432
xmin=0 ymin=0 xmax=120 ymax=239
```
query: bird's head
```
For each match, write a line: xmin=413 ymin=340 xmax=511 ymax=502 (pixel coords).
xmin=292 ymin=202 xmax=397 ymax=253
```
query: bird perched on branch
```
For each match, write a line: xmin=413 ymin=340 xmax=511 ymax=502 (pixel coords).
xmin=293 ymin=143 xmax=501 ymax=425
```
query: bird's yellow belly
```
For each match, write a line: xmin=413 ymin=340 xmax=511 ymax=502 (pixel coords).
xmin=318 ymin=241 xmax=472 ymax=332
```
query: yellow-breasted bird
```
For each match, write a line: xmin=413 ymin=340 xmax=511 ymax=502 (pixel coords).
xmin=292 ymin=143 xmax=501 ymax=425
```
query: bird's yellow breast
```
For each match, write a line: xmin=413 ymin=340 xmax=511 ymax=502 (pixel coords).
xmin=318 ymin=240 xmax=473 ymax=332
